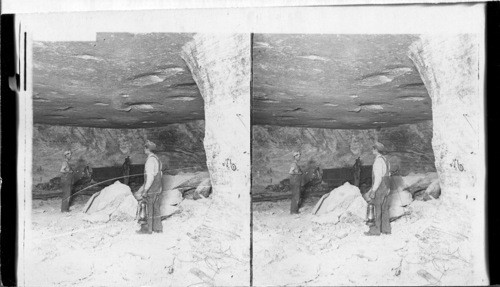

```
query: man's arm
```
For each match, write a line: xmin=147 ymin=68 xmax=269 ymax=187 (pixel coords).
xmin=371 ymin=157 xmax=384 ymax=192
xmin=289 ymin=163 xmax=297 ymax=174
xmin=134 ymin=158 xmax=154 ymax=201
xmin=142 ymin=157 xmax=158 ymax=195
xmin=60 ymin=161 xmax=71 ymax=173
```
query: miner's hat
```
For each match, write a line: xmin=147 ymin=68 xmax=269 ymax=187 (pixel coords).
xmin=144 ymin=140 xmax=157 ymax=151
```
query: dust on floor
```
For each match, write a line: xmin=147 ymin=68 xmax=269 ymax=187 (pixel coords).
xmin=25 ymin=195 xmax=243 ymax=287
xmin=253 ymin=197 xmax=474 ymax=286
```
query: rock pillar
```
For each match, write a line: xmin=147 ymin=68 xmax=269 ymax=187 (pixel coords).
xmin=408 ymin=34 xmax=484 ymax=205
xmin=181 ymin=34 xmax=251 ymax=286
xmin=408 ymin=34 xmax=487 ymax=284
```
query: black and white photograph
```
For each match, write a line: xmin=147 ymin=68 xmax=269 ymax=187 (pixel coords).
xmin=250 ymin=33 xmax=485 ymax=285
xmin=7 ymin=3 xmax=489 ymax=287
xmin=20 ymin=22 xmax=251 ymax=286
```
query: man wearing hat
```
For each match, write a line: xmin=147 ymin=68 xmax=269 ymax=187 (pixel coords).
xmin=60 ymin=150 xmax=74 ymax=212
xmin=289 ymin=151 xmax=303 ymax=214
xmin=134 ymin=140 xmax=164 ymax=234
xmin=364 ymin=142 xmax=391 ymax=236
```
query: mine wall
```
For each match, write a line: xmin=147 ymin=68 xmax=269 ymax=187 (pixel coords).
xmin=252 ymin=120 xmax=435 ymax=194
xmin=32 ymin=120 xmax=207 ymax=188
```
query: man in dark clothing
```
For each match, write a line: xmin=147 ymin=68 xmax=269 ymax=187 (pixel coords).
xmin=353 ymin=157 xmax=361 ymax=187
xmin=122 ymin=156 xmax=131 ymax=186
xmin=289 ymin=151 xmax=303 ymax=214
xmin=364 ymin=142 xmax=391 ymax=236
xmin=134 ymin=141 xmax=163 ymax=234
xmin=60 ymin=150 xmax=74 ymax=212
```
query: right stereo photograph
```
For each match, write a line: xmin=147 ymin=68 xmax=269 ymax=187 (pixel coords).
xmin=251 ymin=33 xmax=484 ymax=286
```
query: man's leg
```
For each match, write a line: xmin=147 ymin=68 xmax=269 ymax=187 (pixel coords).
xmin=381 ymin=194 xmax=391 ymax=234
xmin=368 ymin=188 xmax=384 ymax=235
xmin=290 ymin=179 xmax=300 ymax=214
xmin=152 ymin=194 xmax=163 ymax=233
xmin=290 ymin=175 xmax=300 ymax=214
xmin=147 ymin=197 xmax=155 ymax=233
xmin=61 ymin=177 xmax=71 ymax=212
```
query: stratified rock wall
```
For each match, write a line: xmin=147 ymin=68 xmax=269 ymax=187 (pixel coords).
xmin=408 ymin=34 xmax=483 ymax=203
xmin=408 ymin=34 xmax=486 ymax=285
xmin=33 ymin=121 xmax=206 ymax=185
xmin=252 ymin=121 xmax=434 ymax=192
xmin=182 ymin=34 xmax=251 ymax=286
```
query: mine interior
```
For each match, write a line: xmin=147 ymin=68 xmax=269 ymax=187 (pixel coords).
xmin=26 ymin=31 xmax=481 ymax=286
xmin=251 ymin=34 xmax=478 ymax=286
xmin=28 ymin=33 xmax=239 ymax=287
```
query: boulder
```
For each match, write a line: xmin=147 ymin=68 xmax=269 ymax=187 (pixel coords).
xmin=195 ymin=178 xmax=212 ymax=198
xmin=344 ymin=195 xmax=368 ymax=219
xmin=425 ymin=179 xmax=441 ymax=199
xmin=401 ymin=172 xmax=438 ymax=194
xmin=161 ymin=205 xmax=181 ymax=218
xmin=162 ymin=171 xmax=211 ymax=200
xmin=83 ymin=181 xmax=136 ymax=221
xmin=162 ymin=188 xmax=183 ymax=206
xmin=312 ymin=182 xmax=364 ymax=224
xmin=112 ymin=194 xmax=138 ymax=221
xmin=174 ymin=171 xmax=210 ymax=190
xmin=387 ymin=190 xmax=412 ymax=220
xmin=160 ymin=188 xmax=183 ymax=217
xmin=388 ymin=190 xmax=413 ymax=208
xmin=389 ymin=203 xmax=407 ymax=221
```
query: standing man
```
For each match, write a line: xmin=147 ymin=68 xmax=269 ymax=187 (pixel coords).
xmin=353 ymin=157 xmax=361 ymax=187
xmin=60 ymin=150 xmax=74 ymax=212
xmin=134 ymin=140 xmax=163 ymax=234
xmin=289 ymin=151 xmax=303 ymax=214
xmin=122 ymin=156 xmax=131 ymax=186
xmin=365 ymin=142 xmax=391 ymax=236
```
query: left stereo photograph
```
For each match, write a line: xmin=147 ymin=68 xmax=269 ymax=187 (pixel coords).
xmin=17 ymin=13 xmax=252 ymax=287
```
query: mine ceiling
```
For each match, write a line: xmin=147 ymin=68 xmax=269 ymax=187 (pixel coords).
xmin=252 ymin=34 xmax=432 ymax=129
xmin=33 ymin=33 xmax=201 ymax=128
xmin=34 ymin=33 xmax=431 ymax=129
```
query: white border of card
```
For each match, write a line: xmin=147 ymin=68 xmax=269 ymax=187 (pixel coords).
xmin=15 ymin=3 xmax=487 ymax=286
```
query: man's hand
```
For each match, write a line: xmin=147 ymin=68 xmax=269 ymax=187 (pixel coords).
xmin=367 ymin=188 xmax=376 ymax=200
xmin=362 ymin=191 xmax=371 ymax=203
xmin=134 ymin=186 xmax=145 ymax=201
xmin=133 ymin=192 xmax=142 ymax=201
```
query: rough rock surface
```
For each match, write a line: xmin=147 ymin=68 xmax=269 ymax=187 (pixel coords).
xmin=195 ymin=178 xmax=212 ymax=198
xmin=253 ymin=34 xmax=431 ymax=129
xmin=253 ymin=196 xmax=476 ymax=286
xmin=424 ymin=179 xmax=441 ymax=199
xmin=388 ymin=190 xmax=413 ymax=219
xmin=182 ymin=34 xmax=251 ymax=286
xmin=34 ymin=34 xmax=433 ymax=130
xmin=33 ymin=121 xmax=206 ymax=184
xmin=83 ymin=181 xmax=136 ymax=221
xmin=410 ymin=34 xmax=486 ymax=283
xmin=252 ymin=121 xmax=435 ymax=192
xmin=33 ymin=33 xmax=202 ymax=128
xmin=400 ymin=172 xmax=439 ymax=194
xmin=409 ymin=34 xmax=483 ymax=205
xmin=161 ymin=188 xmax=183 ymax=206
xmin=312 ymin=182 xmax=363 ymax=224
xmin=28 ymin=196 xmax=236 ymax=287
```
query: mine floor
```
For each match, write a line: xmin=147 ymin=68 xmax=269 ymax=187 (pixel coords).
xmin=23 ymin=192 xmax=475 ymax=286
xmin=253 ymin=196 xmax=475 ymax=286
xmin=25 ymin=195 xmax=246 ymax=287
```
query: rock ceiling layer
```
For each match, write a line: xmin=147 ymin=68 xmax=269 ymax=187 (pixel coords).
xmin=34 ymin=33 xmax=202 ymax=128
xmin=252 ymin=34 xmax=432 ymax=129
xmin=33 ymin=33 xmax=431 ymax=129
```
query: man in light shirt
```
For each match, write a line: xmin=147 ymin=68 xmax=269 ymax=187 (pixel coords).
xmin=365 ymin=142 xmax=391 ymax=236
xmin=134 ymin=140 xmax=163 ymax=234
